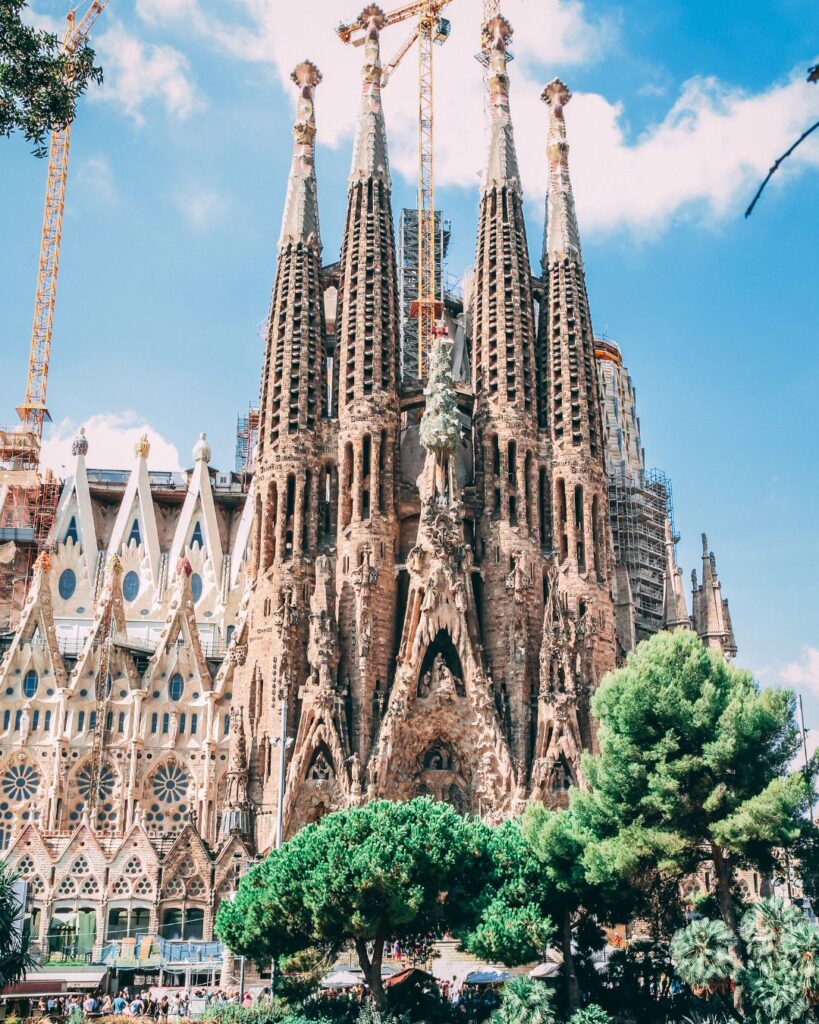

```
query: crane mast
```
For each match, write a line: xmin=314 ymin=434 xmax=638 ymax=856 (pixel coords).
xmin=337 ymin=1 xmax=451 ymax=378
xmin=19 ymin=0 xmax=110 ymax=457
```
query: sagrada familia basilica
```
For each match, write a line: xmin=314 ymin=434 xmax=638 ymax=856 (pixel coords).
xmin=0 ymin=7 xmax=738 ymax=957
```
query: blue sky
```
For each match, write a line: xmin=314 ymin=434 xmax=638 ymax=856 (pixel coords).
xmin=1 ymin=0 xmax=818 ymax=723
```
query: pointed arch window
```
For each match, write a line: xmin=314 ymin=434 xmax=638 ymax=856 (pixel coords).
xmin=64 ymin=517 xmax=79 ymax=544
xmin=23 ymin=670 xmax=39 ymax=698
xmin=190 ymin=521 xmax=204 ymax=549
xmin=127 ymin=519 xmax=142 ymax=546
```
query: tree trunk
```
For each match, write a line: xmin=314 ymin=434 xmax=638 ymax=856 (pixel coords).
xmin=561 ymin=907 xmax=580 ymax=1014
xmin=711 ymin=843 xmax=745 ymax=1014
xmin=355 ymin=931 xmax=387 ymax=1010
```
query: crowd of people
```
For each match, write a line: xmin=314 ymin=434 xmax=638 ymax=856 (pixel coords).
xmin=25 ymin=985 xmax=263 ymax=1020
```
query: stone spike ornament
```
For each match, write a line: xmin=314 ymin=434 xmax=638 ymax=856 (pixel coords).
xmin=482 ymin=16 xmax=520 ymax=194
xmin=279 ymin=60 xmax=322 ymax=250
xmin=542 ymin=77 xmax=582 ymax=268
xmin=350 ymin=6 xmax=390 ymax=185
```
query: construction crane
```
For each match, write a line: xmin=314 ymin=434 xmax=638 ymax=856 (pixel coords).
xmin=87 ymin=555 xmax=119 ymax=826
xmin=18 ymin=0 xmax=110 ymax=461
xmin=337 ymin=1 xmax=453 ymax=378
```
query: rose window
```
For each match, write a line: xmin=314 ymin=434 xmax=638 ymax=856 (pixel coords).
xmin=2 ymin=764 xmax=40 ymax=802
xmin=134 ymin=876 xmax=153 ymax=896
xmin=162 ymin=877 xmax=184 ymax=899
xmin=70 ymin=764 xmax=118 ymax=829
xmin=178 ymin=856 xmax=195 ymax=877
xmin=57 ymin=876 xmax=76 ymax=897
xmin=145 ymin=762 xmax=190 ymax=833
xmin=80 ymin=876 xmax=100 ymax=897
xmin=187 ymin=876 xmax=206 ymax=899
xmin=16 ymin=856 xmax=34 ymax=876
xmin=123 ymin=856 xmax=141 ymax=877
xmin=72 ymin=856 xmax=89 ymax=875
xmin=112 ymin=876 xmax=130 ymax=896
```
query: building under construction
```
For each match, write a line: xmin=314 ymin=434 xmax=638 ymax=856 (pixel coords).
xmin=596 ymin=339 xmax=674 ymax=643
xmin=0 ymin=2 xmax=741 ymax=972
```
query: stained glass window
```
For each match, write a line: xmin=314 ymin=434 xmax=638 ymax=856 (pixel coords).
xmin=2 ymin=764 xmax=40 ymax=802
xmin=23 ymin=670 xmax=38 ymax=699
xmin=70 ymin=764 xmax=118 ymax=829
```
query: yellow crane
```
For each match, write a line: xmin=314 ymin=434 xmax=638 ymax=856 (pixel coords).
xmin=337 ymin=1 xmax=453 ymax=377
xmin=18 ymin=0 xmax=111 ymax=461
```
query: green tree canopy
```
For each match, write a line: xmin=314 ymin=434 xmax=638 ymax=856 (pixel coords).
xmin=570 ymin=630 xmax=812 ymax=964
xmin=216 ymin=798 xmax=490 ymax=1009
xmin=1 ymin=0 xmax=103 ymax=156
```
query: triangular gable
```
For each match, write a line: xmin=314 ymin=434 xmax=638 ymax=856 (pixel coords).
xmin=143 ymin=561 xmax=210 ymax=688
xmin=169 ymin=454 xmax=224 ymax=583
xmin=70 ymin=558 xmax=138 ymax=691
xmin=109 ymin=821 xmax=160 ymax=873
xmin=0 ymin=554 xmax=67 ymax=687
xmin=56 ymin=820 xmax=108 ymax=872
xmin=107 ymin=443 xmax=161 ymax=586
xmin=4 ymin=821 xmax=56 ymax=866
xmin=160 ymin=823 xmax=213 ymax=871
xmin=53 ymin=446 xmax=98 ymax=582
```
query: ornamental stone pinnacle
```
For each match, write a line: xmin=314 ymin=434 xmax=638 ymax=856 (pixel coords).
xmin=134 ymin=434 xmax=150 ymax=460
xmin=542 ymin=77 xmax=582 ymax=266
xmin=278 ymin=59 xmax=322 ymax=250
xmin=71 ymin=426 xmax=88 ymax=457
xmin=192 ymin=432 xmax=211 ymax=464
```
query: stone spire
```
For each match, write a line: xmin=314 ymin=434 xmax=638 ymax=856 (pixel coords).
xmin=279 ymin=60 xmax=322 ymax=249
xmin=333 ymin=4 xmax=400 ymax=765
xmin=539 ymin=77 xmax=604 ymax=462
xmin=258 ymin=60 xmax=325 ymax=461
xmin=349 ymin=5 xmax=390 ymax=186
xmin=472 ymin=14 xmax=537 ymax=419
xmin=661 ymin=518 xmax=690 ymax=631
xmin=471 ymin=13 xmax=543 ymax=769
xmin=542 ymin=79 xmax=582 ymax=267
xmin=692 ymin=534 xmax=736 ymax=658
xmin=482 ymin=16 xmax=520 ymax=194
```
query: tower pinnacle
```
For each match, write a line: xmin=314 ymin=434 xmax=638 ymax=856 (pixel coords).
xmin=483 ymin=15 xmax=520 ymax=194
xmin=542 ymin=77 xmax=582 ymax=267
xmin=349 ymin=5 xmax=390 ymax=186
xmin=279 ymin=60 xmax=322 ymax=250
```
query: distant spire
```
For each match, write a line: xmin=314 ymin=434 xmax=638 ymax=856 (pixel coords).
xmin=692 ymin=532 xmax=735 ymax=656
xmin=279 ymin=60 xmax=322 ymax=250
xmin=349 ymin=5 xmax=390 ymax=186
xmin=541 ymin=78 xmax=582 ymax=269
xmin=661 ymin=519 xmax=690 ymax=630
xmin=482 ymin=16 xmax=520 ymax=194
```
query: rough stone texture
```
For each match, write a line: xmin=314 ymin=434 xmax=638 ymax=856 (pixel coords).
xmin=0 ymin=15 xmax=741 ymax=950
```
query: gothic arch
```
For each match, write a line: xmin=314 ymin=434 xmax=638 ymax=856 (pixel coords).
xmin=142 ymin=756 xmax=193 ymax=834
xmin=61 ymin=757 xmax=121 ymax=832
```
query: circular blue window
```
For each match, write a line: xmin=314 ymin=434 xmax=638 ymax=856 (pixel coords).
xmin=123 ymin=571 xmax=140 ymax=602
xmin=23 ymin=670 xmax=38 ymax=699
xmin=58 ymin=569 xmax=76 ymax=600
xmin=169 ymin=673 xmax=184 ymax=702
xmin=191 ymin=573 xmax=203 ymax=603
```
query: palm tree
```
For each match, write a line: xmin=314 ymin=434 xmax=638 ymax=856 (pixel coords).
xmin=782 ymin=918 xmax=819 ymax=1004
xmin=491 ymin=976 xmax=556 ymax=1024
xmin=0 ymin=861 xmax=35 ymax=988
xmin=671 ymin=919 xmax=735 ymax=998
xmin=740 ymin=897 xmax=801 ymax=961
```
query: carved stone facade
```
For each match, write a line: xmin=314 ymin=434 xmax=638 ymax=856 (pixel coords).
xmin=0 ymin=5 xmax=738 ymax=949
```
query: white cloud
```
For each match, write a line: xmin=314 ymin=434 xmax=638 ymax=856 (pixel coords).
xmin=41 ymin=413 xmax=183 ymax=475
xmin=25 ymin=5 xmax=62 ymax=34
xmin=79 ymin=156 xmax=118 ymax=205
xmin=781 ymin=646 xmax=819 ymax=696
xmin=93 ymin=22 xmax=203 ymax=125
xmin=175 ymin=185 xmax=230 ymax=230
xmin=132 ymin=0 xmax=819 ymax=235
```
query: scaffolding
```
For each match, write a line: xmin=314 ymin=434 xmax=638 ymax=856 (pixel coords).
xmin=608 ymin=467 xmax=674 ymax=643
xmin=234 ymin=406 xmax=260 ymax=474
xmin=398 ymin=208 xmax=450 ymax=386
